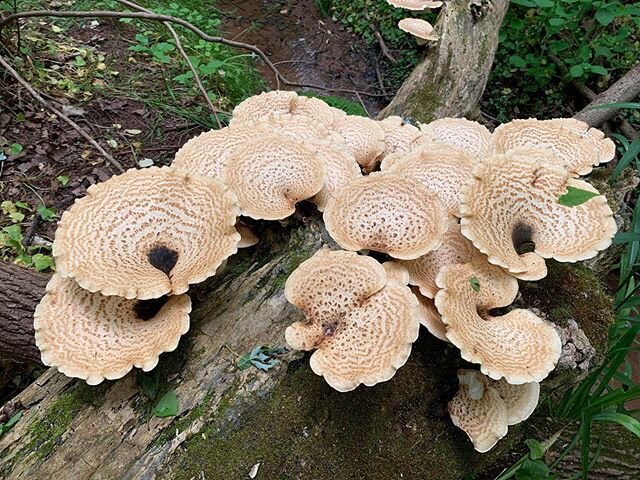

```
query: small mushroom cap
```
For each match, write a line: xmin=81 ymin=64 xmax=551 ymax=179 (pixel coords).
xmin=222 ymin=135 xmax=327 ymax=220
xmin=381 ymin=143 xmax=476 ymax=218
xmin=230 ymin=90 xmax=298 ymax=124
xmin=424 ymin=117 xmax=493 ymax=159
xmin=435 ymin=261 xmax=562 ymax=383
xmin=398 ymin=18 xmax=439 ymax=42
xmin=488 ymin=378 xmax=540 ymax=425
xmin=236 ymin=221 xmax=259 ymax=248
xmin=34 ymin=275 xmax=191 ymax=385
xmin=413 ymin=287 xmax=448 ymax=342
xmin=309 ymin=142 xmax=362 ymax=212
xmin=400 ymin=223 xmax=480 ymax=298
xmin=491 ymin=118 xmax=612 ymax=175
xmin=54 ymin=167 xmax=240 ymax=299
xmin=386 ymin=0 xmax=443 ymax=10
xmin=378 ymin=116 xmax=421 ymax=159
xmin=332 ymin=115 xmax=387 ymax=172
xmin=323 ymin=172 xmax=449 ymax=260
xmin=460 ymin=152 xmax=616 ymax=277
xmin=285 ymin=249 xmax=419 ymax=391
xmin=448 ymin=370 xmax=509 ymax=453
xmin=382 ymin=261 xmax=410 ymax=285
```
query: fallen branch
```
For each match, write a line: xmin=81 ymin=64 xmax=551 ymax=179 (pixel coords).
xmin=0 ymin=9 xmax=387 ymax=98
xmin=0 ymin=54 xmax=126 ymax=172
xmin=117 ymin=0 xmax=223 ymax=129
xmin=373 ymin=29 xmax=396 ymax=64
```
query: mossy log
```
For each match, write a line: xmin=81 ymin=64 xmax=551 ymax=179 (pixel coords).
xmin=380 ymin=0 xmax=510 ymax=122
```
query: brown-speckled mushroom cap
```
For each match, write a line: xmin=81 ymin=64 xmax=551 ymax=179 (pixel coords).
xmin=34 ymin=275 xmax=191 ymax=385
xmin=221 ymin=135 xmax=327 ymax=220
xmin=543 ymin=118 xmax=616 ymax=165
xmin=285 ymin=249 xmax=419 ymax=391
xmin=398 ymin=18 xmax=439 ymax=42
xmin=332 ymin=115 xmax=387 ymax=172
xmin=53 ymin=167 xmax=240 ymax=300
xmin=491 ymin=118 xmax=614 ymax=176
xmin=413 ymin=287 xmax=448 ymax=342
xmin=323 ymin=172 xmax=449 ymax=260
xmin=230 ymin=90 xmax=297 ymax=124
xmin=425 ymin=117 xmax=493 ymax=159
xmin=489 ymin=378 xmax=540 ymax=426
xmin=435 ymin=261 xmax=562 ymax=383
xmin=382 ymin=261 xmax=410 ymax=285
xmin=309 ymin=142 xmax=362 ymax=212
xmin=400 ymin=223 xmax=480 ymax=298
xmin=378 ymin=116 xmax=421 ymax=159
xmin=381 ymin=143 xmax=476 ymax=218
xmin=448 ymin=369 xmax=508 ymax=453
xmin=459 ymin=152 xmax=616 ymax=278
xmin=386 ymin=0 xmax=443 ymax=9
xmin=292 ymin=95 xmax=346 ymax=127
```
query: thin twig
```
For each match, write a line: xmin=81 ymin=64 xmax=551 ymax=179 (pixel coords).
xmin=0 ymin=10 xmax=387 ymax=97
xmin=0 ymin=54 xmax=125 ymax=172
xmin=373 ymin=29 xmax=396 ymax=64
xmin=117 ymin=0 xmax=222 ymax=129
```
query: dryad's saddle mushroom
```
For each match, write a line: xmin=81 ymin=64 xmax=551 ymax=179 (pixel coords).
xmin=386 ymin=0 xmax=443 ymax=10
xmin=421 ymin=117 xmax=493 ymax=159
xmin=285 ymin=249 xmax=420 ymax=392
xmin=398 ymin=18 xmax=439 ymax=44
xmin=53 ymin=166 xmax=240 ymax=299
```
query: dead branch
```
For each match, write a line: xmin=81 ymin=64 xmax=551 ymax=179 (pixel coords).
xmin=0 ymin=9 xmax=387 ymax=98
xmin=373 ymin=30 xmax=396 ymax=64
xmin=0 ymin=54 xmax=126 ymax=172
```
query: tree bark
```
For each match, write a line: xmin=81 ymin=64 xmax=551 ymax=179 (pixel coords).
xmin=0 ymin=262 xmax=47 ymax=365
xmin=379 ymin=0 xmax=510 ymax=122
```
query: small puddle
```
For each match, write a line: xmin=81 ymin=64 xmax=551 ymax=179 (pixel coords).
xmin=218 ymin=0 xmax=387 ymax=115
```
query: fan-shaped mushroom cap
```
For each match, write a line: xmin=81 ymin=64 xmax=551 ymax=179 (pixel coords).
xmin=424 ymin=117 xmax=492 ymax=159
xmin=400 ymin=223 xmax=480 ymax=298
xmin=221 ymin=135 xmax=327 ymax=220
xmin=435 ymin=261 xmax=562 ymax=383
xmin=172 ymin=115 xmax=331 ymax=179
xmin=382 ymin=261 xmax=410 ymax=285
xmin=459 ymin=152 xmax=616 ymax=278
xmin=230 ymin=90 xmax=297 ymax=124
xmin=285 ymin=249 xmax=420 ymax=391
xmin=54 ymin=167 xmax=240 ymax=299
xmin=381 ymin=143 xmax=476 ymax=218
xmin=398 ymin=18 xmax=439 ymax=43
xmin=378 ymin=116 xmax=421 ymax=159
xmin=489 ymin=378 xmax=540 ymax=425
xmin=34 ymin=275 xmax=191 ymax=385
xmin=236 ymin=221 xmax=259 ymax=248
xmin=386 ymin=0 xmax=443 ymax=9
xmin=413 ymin=287 xmax=448 ymax=342
xmin=448 ymin=370 xmax=508 ymax=453
xmin=292 ymin=95 xmax=346 ymax=127
xmin=310 ymin=142 xmax=362 ymax=211
xmin=323 ymin=173 xmax=449 ymax=260
xmin=543 ymin=118 xmax=616 ymax=164
xmin=491 ymin=119 xmax=613 ymax=175
xmin=332 ymin=115 xmax=386 ymax=172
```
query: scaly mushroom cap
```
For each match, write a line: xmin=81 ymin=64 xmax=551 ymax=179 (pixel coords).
xmin=230 ymin=90 xmax=297 ymax=124
xmin=491 ymin=118 xmax=613 ymax=175
xmin=34 ymin=275 xmax=191 ymax=385
xmin=323 ymin=173 xmax=449 ymax=260
xmin=448 ymin=370 xmax=509 ymax=453
xmin=459 ymin=152 xmax=616 ymax=278
xmin=378 ymin=116 xmax=421 ymax=159
xmin=382 ymin=261 xmax=410 ymax=285
xmin=292 ymin=95 xmax=346 ymax=127
xmin=488 ymin=378 xmax=540 ymax=426
xmin=386 ymin=0 xmax=443 ymax=9
xmin=381 ymin=143 xmax=476 ymax=218
xmin=172 ymin=115 xmax=331 ymax=179
xmin=285 ymin=249 xmax=420 ymax=392
xmin=236 ymin=221 xmax=259 ymax=248
xmin=310 ymin=142 xmax=362 ymax=211
xmin=332 ymin=115 xmax=387 ymax=172
xmin=221 ymin=135 xmax=327 ymax=220
xmin=425 ymin=117 xmax=493 ymax=159
xmin=435 ymin=261 xmax=562 ymax=383
xmin=543 ymin=118 xmax=616 ymax=164
xmin=400 ymin=223 xmax=480 ymax=298
xmin=413 ymin=287 xmax=448 ymax=342
xmin=398 ymin=18 xmax=439 ymax=42
xmin=54 ymin=167 xmax=240 ymax=299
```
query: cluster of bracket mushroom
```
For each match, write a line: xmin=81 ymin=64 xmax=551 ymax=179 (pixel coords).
xmin=385 ymin=0 xmax=443 ymax=44
xmin=37 ymin=89 xmax=616 ymax=453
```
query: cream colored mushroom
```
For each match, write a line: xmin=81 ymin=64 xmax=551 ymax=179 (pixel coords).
xmin=449 ymin=370 xmax=508 ymax=453
xmin=381 ymin=143 xmax=476 ymax=218
xmin=285 ymin=249 xmax=420 ymax=392
xmin=309 ymin=142 xmax=362 ymax=212
xmin=382 ymin=261 xmax=410 ymax=285
xmin=53 ymin=167 xmax=240 ymax=300
xmin=221 ymin=135 xmax=327 ymax=220
xmin=543 ymin=118 xmax=616 ymax=165
xmin=435 ymin=260 xmax=562 ymax=383
xmin=34 ymin=274 xmax=191 ymax=385
xmin=230 ymin=90 xmax=297 ymax=124
xmin=413 ymin=287 xmax=448 ymax=342
xmin=459 ymin=152 xmax=616 ymax=279
xmin=378 ymin=116 xmax=421 ymax=159
xmin=398 ymin=18 xmax=439 ymax=44
xmin=492 ymin=118 xmax=614 ymax=175
xmin=422 ymin=117 xmax=493 ymax=159
xmin=323 ymin=172 xmax=449 ymax=260
xmin=386 ymin=0 xmax=443 ymax=10
xmin=488 ymin=378 xmax=540 ymax=425
xmin=332 ymin=115 xmax=387 ymax=172
xmin=292 ymin=95 xmax=346 ymax=127
xmin=236 ymin=221 xmax=259 ymax=248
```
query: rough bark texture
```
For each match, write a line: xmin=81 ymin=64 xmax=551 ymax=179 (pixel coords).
xmin=379 ymin=0 xmax=510 ymax=122
xmin=0 ymin=262 xmax=47 ymax=365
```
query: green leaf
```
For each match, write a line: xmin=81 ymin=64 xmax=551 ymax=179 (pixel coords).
xmin=137 ymin=370 xmax=160 ymax=400
xmin=515 ymin=458 xmax=550 ymax=480
xmin=595 ymin=9 xmax=616 ymax=26
xmin=525 ymin=438 xmax=545 ymax=460
xmin=592 ymin=412 xmax=640 ymax=438
xmin=31 ymin=254 xmax=54 ymax=272
xmin=57 ymin=175 xmax=70 ymax=186
xmin=558 ymin=186 xmax=599 ymax=207
xmin=237 ymin=345 xmax=285 ymax=371
xmin=509 ymin=55 xmax=527 ymax=68
xmin=569 ymin=65 xmax=584 ymax=78
xmin=3 ymin=225 xmax=23 ymax=243
xmin=589 ymin=65 xmax=608 ymax=76
xmin=74 ymin=56 xmax=86 ymax=67
xmin=15 ymin=201 xmax=29 ymax=210
xmin=9 ymin=212 xmax=24 ymax=223
xmin=9 ymin=143 xmax=23 ymax=155
xmin=469 ymin=277 xmax=481 ymax=292
xmin=1 ymin=201 xmax=16 ymax=214
xmin=611 ymin=138 xmax=640 ymax=183
xmin=510 ymin=0 xmax=536 ymax=6
xmin=533 ymin=0 xmax=554 ymax=7
xmin=153 ymin=389 xmax=178 ymax=418
xmin=37 ymin=205 xmax=56 ymax=221
xmin=4 ymin=411 xmax=23 ymax=429
xmin=548 ymin=18 xmax=565 ymax=26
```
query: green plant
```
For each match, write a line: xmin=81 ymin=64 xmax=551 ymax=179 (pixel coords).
xmin=300 ymin=92 xmax=367 ymax=116
xmin=0 ymin=411 xmax=23 ymax=438
xmin=237 ymin=345 xmax=286 ymax=372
